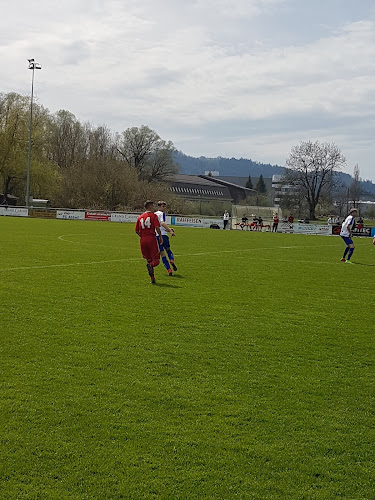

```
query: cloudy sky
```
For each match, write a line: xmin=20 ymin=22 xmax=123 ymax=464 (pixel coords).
xmin=2 ymin=0 xmax=375 ymax=180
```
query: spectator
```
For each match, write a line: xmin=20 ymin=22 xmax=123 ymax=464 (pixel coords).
xmin=272 ymin=213 xmax=279 ymax=232
xmin=223 ymin=210 xmax=230 ymax=230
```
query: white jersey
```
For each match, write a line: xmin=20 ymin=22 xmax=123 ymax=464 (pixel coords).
xmin=155 ymin=210 xmax=168 ymax=236
xmin=340 ymin=215 xmax=355 ymax=237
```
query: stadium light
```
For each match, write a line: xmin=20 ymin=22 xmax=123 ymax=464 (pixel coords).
xmin=25 ymin=58 xmax=42 ymax=208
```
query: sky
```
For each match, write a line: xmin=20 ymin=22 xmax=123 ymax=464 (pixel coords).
xmin=1 ymin=0 xmax=375 ymax=181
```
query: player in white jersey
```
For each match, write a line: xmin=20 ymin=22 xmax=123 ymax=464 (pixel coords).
xmin=339 ymin=208 xmax=358 ymax=263
xmin=155 ymin=201 xmax=178 ymax=276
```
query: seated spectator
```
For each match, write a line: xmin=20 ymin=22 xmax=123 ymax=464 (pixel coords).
xmin=240 ymin=214 xmax=248 ymax=229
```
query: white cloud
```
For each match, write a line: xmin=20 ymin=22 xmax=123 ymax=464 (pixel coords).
xmin=1 ymin=0 xmax=375 ymax=180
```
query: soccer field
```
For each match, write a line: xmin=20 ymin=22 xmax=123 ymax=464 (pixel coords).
xmin=1 ymin=217 xmax=374 ymax=499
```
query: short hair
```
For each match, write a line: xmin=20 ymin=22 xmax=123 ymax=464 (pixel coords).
xmin=158 ymin=201 xmax=167 ymax=206
xmin=144 ymin=200 xmax=154 ymax=209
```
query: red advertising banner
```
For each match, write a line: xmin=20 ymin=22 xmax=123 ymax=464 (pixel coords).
xmin=85 ymin=212 xmax=110 ymax=221
xmin=332 ymin=224 xmax=371 ymax=237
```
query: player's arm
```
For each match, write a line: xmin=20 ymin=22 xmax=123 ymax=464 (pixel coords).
xmin=155 ymin=225 xmax=163 ymax=244
xmin=161 ymin=221 xmax=175 ymax=236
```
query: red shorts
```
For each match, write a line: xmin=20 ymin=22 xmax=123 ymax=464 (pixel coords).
xmin=140 ymin=235 xmax=160 ymax=262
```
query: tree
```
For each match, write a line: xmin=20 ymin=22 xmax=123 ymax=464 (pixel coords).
xmin=349 ymin=164 xmax=361 ymax=208
xmin=245 ymin=175 xmax=253 ymax=189
xmin=0 ymin=93 xmax=29 ymax=199
xmin=117 ymin=125 xmax=178 ymax=182
xmin=256 ymin=174 xmax=267 ymax=194
xmin=0 ymin=92 xmax=59 ymax=203
xmin=285 ymin=140 xmax=346 ymax=220
xmin=47 ymin=110 xmax=88 ymax=169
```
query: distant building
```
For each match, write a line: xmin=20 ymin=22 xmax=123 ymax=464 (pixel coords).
xmin=198 ymin=175 xmax=256 ymax=203
xmin=272 ymin=175 xmax=297 ymax=206
xmin=170 ymin=175 xmax=232 ymax=202
xmin=204 ymin=170 xmax=220 ymax=177
xmin=0 ymin=193 xmax=18 ymax=206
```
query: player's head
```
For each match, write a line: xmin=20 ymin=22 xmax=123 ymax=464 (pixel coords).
xmin=158 ymin=201 xmax=167 ymax=210
xmin=144 ymin=200 xmax=154 ymax=210
xmin=349 ymin=208 xmax=358 ymax=215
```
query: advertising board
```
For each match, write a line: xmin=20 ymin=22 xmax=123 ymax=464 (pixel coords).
xmin=171 ymin=216 xmax=203 ymax=227
xmin=278 ymin=223 xmax=331 ymax=235
xmin=56 ymin=210 xmax=85 ymax=220
xmin=85 ymin=212 xmax=110 ymax=221
xmin=0 ymin=207 xmax=28 ymax=217
xmin=110 ymin=213 xmax=139 ymax=223
xmin=332 ymin=224 xmax=372 ymax=237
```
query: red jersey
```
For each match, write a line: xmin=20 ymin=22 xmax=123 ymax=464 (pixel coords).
xmin=135 ymin=211 xmax=160 ymax=237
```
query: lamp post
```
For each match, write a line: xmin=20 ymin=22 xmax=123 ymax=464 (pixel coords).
xmin=26 ymin=58 xmax=42 ymax=207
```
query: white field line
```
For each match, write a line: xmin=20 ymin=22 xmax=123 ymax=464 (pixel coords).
xmin=0 ymin=258 xmax=140 ymax=273
xmin=0 ymin=234 xmax=369 ymax=273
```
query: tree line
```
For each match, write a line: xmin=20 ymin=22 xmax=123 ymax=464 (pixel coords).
xmin=1 ymin=92 xmax=368 ymax=219
xmin=0 ymin=92 xmax=180 ymax=211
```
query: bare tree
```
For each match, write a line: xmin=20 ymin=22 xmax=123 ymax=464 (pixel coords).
xmin=117 ymin=125 xmax=178 ymax=182
xmin=285 ymin=140 xmax=346 ymax=219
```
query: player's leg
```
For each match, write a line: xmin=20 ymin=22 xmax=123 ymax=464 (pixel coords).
xmin=166 ymin=245 xmax=177 ymax=271
xmin=141 ymin=237 xmax=159 ymax=283
xmin=157 ymin=236 xmax=172 ymax=275
xmin=340 ymin=236 xmax=353 ymax=262
xmin=346 ymin=243 xmax=355 ymax=262
xmin=341 ymin=245 xmax=349 ymax=261
xmin=163 ymin=235 xmax=177 ymax=271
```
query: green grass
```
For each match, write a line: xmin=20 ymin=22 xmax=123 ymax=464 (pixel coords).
xmin=1 ymin=217 xmax=374 ymax=499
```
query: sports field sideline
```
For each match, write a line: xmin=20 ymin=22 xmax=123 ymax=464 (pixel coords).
xmin=1 ymin=217 xmax=374 ymax=499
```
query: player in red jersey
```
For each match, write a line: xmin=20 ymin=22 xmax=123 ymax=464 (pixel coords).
xmin=135 ymin=200 xmax=163 ymax=283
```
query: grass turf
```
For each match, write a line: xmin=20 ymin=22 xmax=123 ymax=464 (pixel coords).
xmin=1 ymin=217 xmax=374 ymax=499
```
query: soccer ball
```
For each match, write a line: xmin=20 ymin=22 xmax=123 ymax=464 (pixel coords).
xmin=373 ymin=237 xmax=375 ymax=245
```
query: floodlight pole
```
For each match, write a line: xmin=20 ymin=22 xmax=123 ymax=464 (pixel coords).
xmin=26 ymin=58 xmax=41 ymax=208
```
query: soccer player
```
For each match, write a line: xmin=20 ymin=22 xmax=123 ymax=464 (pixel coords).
xmin=154 ymin=201 xmax=177 ymax=276
xmin=135 ymin=200 xmax=163 ymax=283
xmin=340 ymin=208 xmax=358 ymax=264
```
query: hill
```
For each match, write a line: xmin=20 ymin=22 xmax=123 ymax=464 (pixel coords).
xmin=173 ymin=151 xmax=375 ymax=197
xmin=173 ymin=151 xmax=285 ymax=178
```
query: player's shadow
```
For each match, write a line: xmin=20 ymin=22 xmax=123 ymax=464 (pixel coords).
xmin=155 ymin=282 xmax=182 ymax=288
xmin=352 ymin=262 xmax=375 ymax=267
